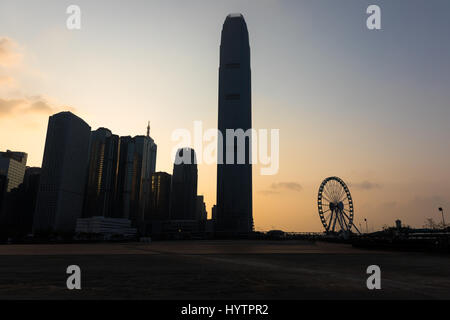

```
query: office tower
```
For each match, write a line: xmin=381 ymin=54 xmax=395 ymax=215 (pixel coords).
xmin=83 ymin=128 xmax=119 ymax=218
xmin=170 ymin=148 xmax=198 ymax=220
xmin=0 ymin=174 xmax=7 ymax=231
xmin=114 ymin=124 xmax=157 ymax=228
xmin=196 ymin=195 xmax=207 ymax=221
xmin=115 ymin=136 xmax=134 ymax=219
xmin=132 ymin=133 xmax=157 ymax=226
xmin=0 ymin=150 xmax=28 ymax=192
xmin=150 ymin=172 xmax=171 ymax=220
xmin=216 ymin=14 xmax=253 ymax=233
xmin=33 ymin=111 xmax=91 ymax=235
xmin=0 ymin=167 xmax=41 ymax=237
xmin=18 ymin=167 xmax=41 ymax=235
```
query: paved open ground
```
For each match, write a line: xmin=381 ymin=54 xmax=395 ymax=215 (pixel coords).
xmin=0 ymin=240 xmax=449 ymax=299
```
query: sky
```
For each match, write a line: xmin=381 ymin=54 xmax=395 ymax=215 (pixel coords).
xmin=1 ymin=0 xmax=449 ymax=232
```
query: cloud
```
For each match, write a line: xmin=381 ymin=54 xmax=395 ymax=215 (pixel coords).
xmin=259 ymin=182 xmax=302 ymax=195
xmin=0 ymin=37 xmax=22 ymax=67
xmin=0 ymin=96 xmax=72 ymax=118
xmin=0 ymin=37 xmax=76 ymax=120
xmin=0 ymin=98 xmax=25 ymax=115
xmin=259 ymin=190 xmax=280 ymax=196
xmin=352 ymin=181 xmax=381 ymax=190
xmin=27 ymin=100 xmax=55 ymax=113
xmin=271 ymin=182 xmax=302 ymax=192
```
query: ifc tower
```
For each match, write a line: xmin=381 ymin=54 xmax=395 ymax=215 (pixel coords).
xmin=216 ymin=14 xmax=253 ymax=234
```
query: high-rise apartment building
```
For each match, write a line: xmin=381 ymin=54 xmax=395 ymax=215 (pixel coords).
xmin=0 ymin=150 xmax=28 ymax=192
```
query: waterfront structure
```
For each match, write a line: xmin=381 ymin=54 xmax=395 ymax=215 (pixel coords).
xmin=75 ymin=216 xmax=137 ymax=239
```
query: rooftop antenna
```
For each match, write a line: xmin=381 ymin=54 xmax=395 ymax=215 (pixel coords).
xmin=146 ymin=121 xmax=150 ymax=137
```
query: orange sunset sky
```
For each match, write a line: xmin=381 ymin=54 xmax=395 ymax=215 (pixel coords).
xmin=1 ymin=0 xmax=449 ymax=232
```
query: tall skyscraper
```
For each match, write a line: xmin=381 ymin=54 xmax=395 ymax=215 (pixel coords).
xmin=83 ymin=128 xmax=119 ymax=218
xmin=170 ymin=148 xmax=198 ymax=220
xmin=0 ymin=150 xmax=28 ymax=192
xmin=150 ymin=172 xmax=171 ymax=220
xmin=115 ymin=135 xmax=134 ymax=219
xmin=114 ymin=124 xmax=157 ymax=229
xmin=216 ymin=14 xmax=253 ymax=233
xmin=132 ymin=133 xmax=157 ymax=226
xmin=33 ymin=111 xmax=91 ymax=234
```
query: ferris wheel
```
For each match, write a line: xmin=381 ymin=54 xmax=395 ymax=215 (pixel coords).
xmin=317 ymin=177 xmax=360 ymax=234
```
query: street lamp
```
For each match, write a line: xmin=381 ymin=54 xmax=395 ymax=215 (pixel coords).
xmin=364 ymin=218 xmax=368 ymax=234
xmin=438 ymin=207 xmax=446 ymax=227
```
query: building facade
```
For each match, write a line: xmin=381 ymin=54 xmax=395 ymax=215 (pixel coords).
xmin=150 ymin=172 xmax=171 ymax=220
xmin=0 ymin=150 xmax=28 ymax=192
xmin=33 ymin=111 xmax=91 ymax=235
xmin=216 ymin=14 xmax=253 ymax=233
xmin=170 ymin=148 xmax=198 ymax=220
xmin=0 ymin=167 xmax=41 ymax=238
xmin=114 ymin=126 xmax=157 ymax=231
xmin=83 ymin=128 xmax=119 ymax=218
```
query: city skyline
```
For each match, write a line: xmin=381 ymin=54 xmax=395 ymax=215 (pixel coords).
xmin=1 ymin=0 xmax=450 ymax=232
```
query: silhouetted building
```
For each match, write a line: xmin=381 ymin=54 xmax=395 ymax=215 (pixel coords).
xmin=150 ymin=172 xmax=171 ymax=220
xmin=132 ymin=134 xmax=157 ymax=228
xmin=170 ymin=148 xmax=198 ymax=220
xmin=206 ymin=219 xmax=214 ymax=233
xmin=83 ymin=128 xmax=119 ymax=218
xmin=1 ymin=167 xmax=41 ymax=238
xmin=0 ymin=150 xmax=28 ymax=192
xmin=33 ymin=111 xmax=91 ymax=235
xmin=0 ymin=174 xmax=8 ymax=236
xmin=0 ymin=174 xmax=7 ymax=208
xmin=196 ymin=195 xmax=207 ymax=232
xmin=211 ymin=204 xmax=217 ymax=222
xmin=114 ymin=124 xmax=157 ymax=231
xmin=75 ymin=216 xmax=137 ymax=239
xmin=196 ymin=195 xmax=207 ymax=222
xmin=216 ymin=14 xmax=253 ymax=233
xmin=18 ymin=167 xmax=41 ymax=235
xmin=115 ymin=136 xmax=134 ymax=219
